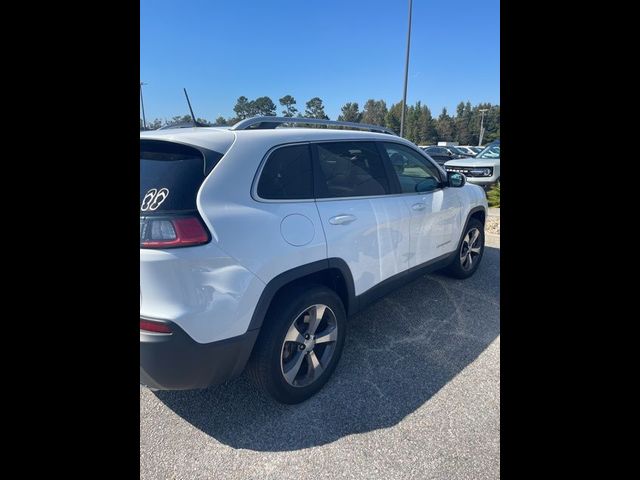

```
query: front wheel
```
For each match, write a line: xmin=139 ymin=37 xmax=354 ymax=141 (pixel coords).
xmin=247 ymin=285 xmax=346 ymax=404
xmin=443 ymin=218 xmax=485 ymax=279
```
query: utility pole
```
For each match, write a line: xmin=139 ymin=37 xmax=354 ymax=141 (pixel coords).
xmin=478 ymin=108 xmax=488 ymax=146
xmin=399 ymin=0 xmax=413 ymax=138
xmin=140 ymin=82 xmax=147 ymax=130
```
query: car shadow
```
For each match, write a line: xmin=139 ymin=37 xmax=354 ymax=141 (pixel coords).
xmin=154 ymin=246 xmax=500 ymax=452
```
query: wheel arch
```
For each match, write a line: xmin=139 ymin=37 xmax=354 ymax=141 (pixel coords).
xmin=469 ymin=206 xmax=485 ymax=225
xmin=248 ymin=258 xmax=357 ymax=332
xmin=455 ymin=205 xmax=487 ymax=251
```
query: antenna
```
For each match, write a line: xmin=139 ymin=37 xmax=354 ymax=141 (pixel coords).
xmin=183 ymin=88 xmax=204 ymax=127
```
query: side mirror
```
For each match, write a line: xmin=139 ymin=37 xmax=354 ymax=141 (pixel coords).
xmin=447 ymin=172 xmax=466 ymax=188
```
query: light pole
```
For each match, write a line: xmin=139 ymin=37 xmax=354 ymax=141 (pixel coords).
xmin=140 ymin=82 xmax=147 ymax=130
xmin=478 ymin=108 xmax=489 ymax=146
xmin=399 ymin=0 xmax=413 ymax=137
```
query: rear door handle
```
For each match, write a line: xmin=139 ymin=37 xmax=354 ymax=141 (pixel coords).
xmin=329 ymin=214 xmax=357 ymax=225
xmin=412 ymin=203 xmax=426 ymax=211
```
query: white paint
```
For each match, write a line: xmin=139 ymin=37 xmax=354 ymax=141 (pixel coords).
xmin=140 ymin=127 xmax=487 ymax=343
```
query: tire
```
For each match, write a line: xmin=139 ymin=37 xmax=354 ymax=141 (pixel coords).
xmin=443 ymin=218 xmax=485 ymax=279
xmin=247 ymin=284 xmax=347 ymax=404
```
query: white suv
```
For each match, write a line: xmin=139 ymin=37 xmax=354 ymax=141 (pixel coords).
xmin=444 ymin=140 xmax=500 ymax=189
xmin=140 ymin=117 xmax=488 ymax=404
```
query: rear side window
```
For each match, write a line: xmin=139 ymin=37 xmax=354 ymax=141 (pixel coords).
xmin=257 ymin=144 xmax=313 ymax=199
xmin=315 ymin=142 xmax=390 ymax=198
xmin=140 ymin=140 xmax=219 ymax=213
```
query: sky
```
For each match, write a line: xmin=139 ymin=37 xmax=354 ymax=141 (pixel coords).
xmin=140 ymin=0 xmax=499 ymax=122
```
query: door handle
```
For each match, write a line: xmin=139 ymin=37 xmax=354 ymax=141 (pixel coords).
xmin=329 ymin=214 xmax=357 ymax=225
xmin=411 ymin=203 xmax=426 ymax=211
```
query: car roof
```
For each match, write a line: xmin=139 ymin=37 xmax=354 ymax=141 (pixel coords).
xmin=140 ymin=126 xmax=413 ymax=152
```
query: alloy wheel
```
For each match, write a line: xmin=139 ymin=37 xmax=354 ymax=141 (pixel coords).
xmin=460 ymin=227 xmax=482 ymax=271
xmin=280 ymin=304 xmax=338 ymax=388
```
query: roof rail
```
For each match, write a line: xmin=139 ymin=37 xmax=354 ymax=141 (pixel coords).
xmin=156 ymin=123 xmax=200 ymax=130
xmin=230 ymin=116 xmax=397 ymax=135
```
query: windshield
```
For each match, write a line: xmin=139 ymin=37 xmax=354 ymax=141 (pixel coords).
xmin=447 ymin=146 xmax=467 ymax=155
xmin=477 ymin=142 xmax=500 ymax=159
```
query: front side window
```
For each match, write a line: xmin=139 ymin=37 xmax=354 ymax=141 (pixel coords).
xmin=257 ymin=144 xmax=313 ymax=199
xmin=315 ymin=142 xmax=390 ymax=198
xmin=382 ymin=143 xmax=443 ymax=194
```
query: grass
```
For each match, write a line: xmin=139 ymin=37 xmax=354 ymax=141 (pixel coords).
xmin=486 ymin=183 xmax=500 ymax=207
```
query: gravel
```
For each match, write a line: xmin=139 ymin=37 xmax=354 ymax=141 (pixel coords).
xmin=140 ymin=246 xmax=500 ymax=479
xmin=485 ymin=216 xmax=500 ymax=235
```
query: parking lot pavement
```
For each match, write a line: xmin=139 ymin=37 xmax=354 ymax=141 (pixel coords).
xmin=141 ymin=246 xmax=500 ymax=480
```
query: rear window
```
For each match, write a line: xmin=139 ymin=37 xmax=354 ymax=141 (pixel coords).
xmin=140 ymin=141 xmax=221 ymax=213
xmin=257 ymin=144 xmax=313 ymax=199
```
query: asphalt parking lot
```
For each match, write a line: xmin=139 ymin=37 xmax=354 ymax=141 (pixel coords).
xmin=141 ymin=246 xmax=500 ymax=479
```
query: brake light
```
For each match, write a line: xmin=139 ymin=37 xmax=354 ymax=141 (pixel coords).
xmin=140 ymin=216 xmax=209 ymax=248
xmin=140 ymin=318 xmax=172 ymax=334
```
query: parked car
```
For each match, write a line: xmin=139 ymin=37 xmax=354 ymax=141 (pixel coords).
xmin=421 ymin=145 xmax=471 ymax=165
xmin=455 ymin=146 xmax=478 ymax=156
xmin=444 ymin=139 xmax=500 ymax=189
xmin=140 ymin=116 xmax=488 ymax=404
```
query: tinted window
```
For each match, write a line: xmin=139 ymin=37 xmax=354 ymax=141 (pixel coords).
xmin=426 ymin=147 xmax=444 ymax=155
xmin=382 ymin=143 xmax=442 ymax=193
xmin=315 ymin=142 xmax=390 ymax=198
xmin=140 ymin=141 xmax=213 ymax=213
xmin=257 ymin=144 xmax=313 ymax=199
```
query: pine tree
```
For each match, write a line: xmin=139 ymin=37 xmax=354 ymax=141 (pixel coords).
xmin=337 ymin=102 xmax=362 ymax=122
xmin=279 ymin=95 xmax=298 ymax=117
xmin=361 ymin=99 xmax=388 ymax=126
xmin=385 ymin=101 xmax=403 ymax=134
xmin=233 ymin=96 xmax=253 ymax=119
xmin=303 ymin=97 xmax=329 ymax=119
xmin=435 ymin=107 xmax=455 ymax=141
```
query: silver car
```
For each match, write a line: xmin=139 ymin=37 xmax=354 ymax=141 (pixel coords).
xmin=444 ymin=140 xmax=500 ymax=189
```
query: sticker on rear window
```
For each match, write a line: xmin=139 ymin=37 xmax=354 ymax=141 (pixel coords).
xmin=141 ymin=188 xmax=169 ymax=211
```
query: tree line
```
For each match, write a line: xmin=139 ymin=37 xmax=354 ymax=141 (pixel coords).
xmin=141 ymin=95 xmax=499 ymax=146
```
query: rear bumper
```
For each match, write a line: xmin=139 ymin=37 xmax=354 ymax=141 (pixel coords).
xmin=140 ymin=318 xmax=260 ymax=390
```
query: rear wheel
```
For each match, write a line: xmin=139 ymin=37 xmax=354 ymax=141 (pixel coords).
xmin=247 ymin=285 xmax=346 ymax=404
xmin=443 ymin=218 xmax=485 ymax=279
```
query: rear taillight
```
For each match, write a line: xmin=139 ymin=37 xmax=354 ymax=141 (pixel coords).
xmin=140 ymin=216 xmax=209 ymax=248
xmin=140 ymin=318 xmax=172 ymax=334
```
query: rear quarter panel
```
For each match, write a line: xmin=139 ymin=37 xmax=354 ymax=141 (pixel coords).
xmin=139 ymin=244 xmax=266 ymax=344
xmin=197 ymin=139 xmax=327 ymax=285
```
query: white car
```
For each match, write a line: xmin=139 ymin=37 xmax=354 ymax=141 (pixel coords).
xmin=140 ymin=117 xmax=488 ymax=404
xmin=445 ymin=140 xmax=500 ymax=189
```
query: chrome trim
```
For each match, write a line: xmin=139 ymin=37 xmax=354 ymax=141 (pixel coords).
xmin=314 ymin=189 xmax=444 ymax=202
